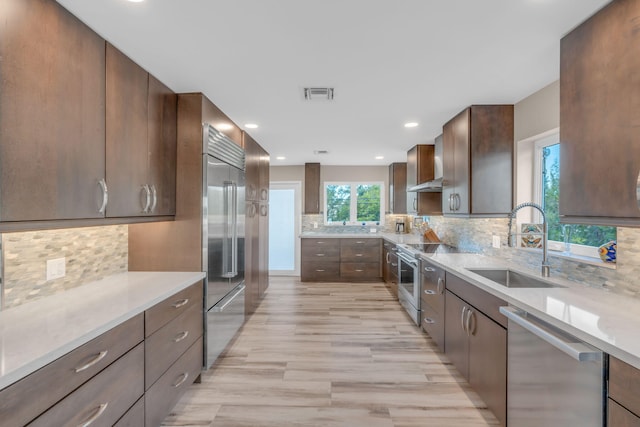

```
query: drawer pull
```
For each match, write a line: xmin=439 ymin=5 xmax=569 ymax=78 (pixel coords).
xmin=424 ymin=317 xmax=435 ymax=324
xmin=424 ymin=267 xmax=436 ymax=272
xmin=315 ymin=269 xmax=325 ymax=272
xmin=78 ymin=402 xmax=108 ymax=427
xmin=437 ymin=277 xmax=444 ymax=295
xmin=391 ymin=263 xmax=398 ymax=267
xmin=316 ymin=254 xmax=325 ymax=257
xmin=355 ymin=269 xmax=364 ymax=272
xmin=317 ymin=241 xmax=325 ymax=244
xmin=172 ymin=372 xmax=189 ymax=388
xmin=74 ymin=350 xmax=108 ymax=373
xmin=424 ymin=290 xmax=436 ymax=295
xmin=172 ymin=298 xmax=189 ymax=309
xmin=173 ymin=331 xmax=189 ymax=343
xmin=356 ymin=241 xmax=364 ymax=244
xmin=355 ymin=254 xmax=364 ymax=257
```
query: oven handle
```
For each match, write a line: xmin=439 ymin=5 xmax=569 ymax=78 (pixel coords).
xmin=397 ymin=252 xmax=418 ymax=268
xmin=500 ymin=306 xmax=602 ymax=362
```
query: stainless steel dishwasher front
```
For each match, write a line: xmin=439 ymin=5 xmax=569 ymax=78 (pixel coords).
xmin=500 ymin=306 xmax=605 ymax=427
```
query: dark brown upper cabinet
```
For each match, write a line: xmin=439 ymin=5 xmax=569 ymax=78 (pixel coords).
xmin=406 ymin=145 xmax=442 ymax=216
xmin=442 ymin=106 xmax=513 ymax=216
xmin=106 ymin=43 xmax=176 ymax=218
xmin=388 ymin=163 xmax=407 ymax=214
xmin=560 ymin=0 xmax=640 ymax=226
xmin=304 ymin=163 xmax=321 ymax=214
xmin=0 ymin=0 xmax=106 ymax=222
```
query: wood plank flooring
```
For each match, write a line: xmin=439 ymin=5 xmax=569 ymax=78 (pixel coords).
xmin=162 ymin=277 xmax=499 ymax=426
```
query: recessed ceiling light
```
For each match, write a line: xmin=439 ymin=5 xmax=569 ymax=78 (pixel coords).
xmin=404 ymin=122 xmax=419 ymax=128
xmin=276 ymin=156 xmax=286 ymax=160
xmin=375 ymin=156 xmax=384 ymax=160
xmin=245 ymin=123 xmax=259 ymax=129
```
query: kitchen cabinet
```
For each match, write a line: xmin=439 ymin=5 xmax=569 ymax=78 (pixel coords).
xmin=420 ymin=259 xmax=445 ymax=352
xmin=444 ymin=273 xmax=507 ymax=426
xmin=609 ymin=356 xmax=640 ymax=426
xmin=304 ymin=163 xmax=321 ymax=214
xmin=559 ymin=0 xmax=640 ymax=226
xmin=301 ymin=238 xmax=341 ymax=282
xmin=0 ymin=0 xmax=106 ymax=223
xmin=340 ymin=238 xmax=381 ymax=281
xmin=382 ymin=240 xmax=398 ymax=297
xmin=244 ymin=131 xmax=270 ymax=315
xmin=442 ymin=106 xmax=513 ymax=216
xmin=388 ymin=163 xmax=407 ymax=214
xmin=406 ymin=145 xmax=441 ymax=215
xmin=106 ymin=43 xmax=177 ymax=218
xmin=301 ymin=238 xmax=381 ymax=282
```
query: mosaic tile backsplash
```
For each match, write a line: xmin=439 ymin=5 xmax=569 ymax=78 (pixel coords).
xmin=1 ymin=225 xmax=128 ymax=309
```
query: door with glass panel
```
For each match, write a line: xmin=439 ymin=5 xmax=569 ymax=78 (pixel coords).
xmin=269 ymin=182 xmax=301 ymax=276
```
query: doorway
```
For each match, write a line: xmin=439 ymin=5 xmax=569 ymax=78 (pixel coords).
xmin=268 ymin=182 xmax=301 ymax=276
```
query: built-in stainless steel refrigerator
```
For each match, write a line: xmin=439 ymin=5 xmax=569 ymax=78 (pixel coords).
xmin=203 ymin=123 xmax=246 ymax=368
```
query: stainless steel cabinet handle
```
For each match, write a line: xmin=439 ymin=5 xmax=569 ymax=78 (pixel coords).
xmin=424 ymin=290 xmax=436 ymax=295
xmin=315 ymin=269 xmax=325 ymax=272
xmin=173 ymin=331 xmax=189 ymax=343
xmin=424 ymin=317 xmax=435 ymax=324
xmin=424 ymin=267 xmax=436 ymax=272
xmin=172 ymin=372 xmax=189 ymax=388
xmin=461 ymin=306 xmax=467 ymax=332
xmin=455 ymin=193 xmax=461 ymax=211
xmin=260 ymin=188 xmax=268 ymax=201
xmin=356 ymin=241 xmax=365 ymax=244
xmin=317 ymin=241 xmax=325 ymax=244
xmin=97 ymin=179 xmax=108 ymax=214
xmin=141 ymin=184 xmax=151 ymax=213
xmin=355 ymin=254 xmax=364 ymax=257
xmin=499 ymin=307 xmax=603 ymax=361
xmin=466 ymin=309 xmax=475 ymax=336
xmin=386 ymin=253 xmax=391 ymax=263
xmin=437 ymin=277 xmax=444 ymax=295
xmin=316 ymin=253 xmax=325 ymax=257
xmin=391 ymin=263 xmax=398 ymax=267
xmin=150 ymin=184 xmax=158 ymax=213
xmin=172 ymin=298 xmax=189 ymax=309
xmin=260 ymin=205 xmax=268 ymax=216
xmin=413 ymin=197 xmax=417 ymax=210
xmin=74 ymin=350 xmax=108 ymax=373
xmin=78 ymin=403 xmax=108 ymax=427
xmin=355 ymin=269 xmax=364 ymax=272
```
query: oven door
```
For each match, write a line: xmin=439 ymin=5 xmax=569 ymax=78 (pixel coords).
xmin=397 ymin=251 xmax=420 ymax=325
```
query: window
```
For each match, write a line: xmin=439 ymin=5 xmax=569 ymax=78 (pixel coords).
xmin=534 ymin=136 xmax=616 ymax=259
xmin=325 ymin=182 xmax=384 ymax=225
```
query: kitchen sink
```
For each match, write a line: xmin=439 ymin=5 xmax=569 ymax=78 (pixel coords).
xmin=466 ymin=268 xmax=563 ymax=288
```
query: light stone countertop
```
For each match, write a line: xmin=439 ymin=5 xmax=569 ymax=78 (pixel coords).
xmin=300 ymin=231 xmax=423 ymax=244
xmin=0 ymin=271 xmax=205 ymax=390
xmin=304 ymin=231 xmax=640 ymax=369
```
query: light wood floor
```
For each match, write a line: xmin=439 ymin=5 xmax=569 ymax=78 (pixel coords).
xmin=162 ymin=277 xmax=499 ymax=427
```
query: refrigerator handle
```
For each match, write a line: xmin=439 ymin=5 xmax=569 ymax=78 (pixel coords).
xmin=231 ymin=181 xmax=238 ymax=277
xmin=222 ymin=180 xmax=233 ymax=278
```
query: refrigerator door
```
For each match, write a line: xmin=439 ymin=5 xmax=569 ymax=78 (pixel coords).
xmin=205 ymin=157 xmax=233 ymax=310
xmin=230 ymin=165 xmax=245 ymax=290
xmin=206 ymin=283 xmax=245 ymax=368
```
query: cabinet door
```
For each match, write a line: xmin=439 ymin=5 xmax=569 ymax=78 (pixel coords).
xmin=244 ymin=201 xmax=260 ymax=314
xmin=468 ymin=308 xmax=507 ymax=427
xmin=452 ymin=109 xmax=470 ymax=214
xmin=259 ymin=202 xmax=269 ymax=296
xmin=560 ymin=0 xmax=640 ymax=224
xmin=147 ymin=74 xmax=177 ymax=216
xmin=304 ymin=163 xmax=321 ymax=214
xmin=444 ymin=290 xmax=469 ymax=379
xmin=442 ymin=120 xmax=456 ymax=215
xmin=106 ymin=43 xmax=149 ymax=217
xmin=406 ymin=147 xmax=418 ymax=214
xmin=0 ymin=0 xmax=106 ymax=221
xmin=389 ymin=163 xmax=407 ymax=214
xmin=259 ymin=146 xmax=270 ymax=203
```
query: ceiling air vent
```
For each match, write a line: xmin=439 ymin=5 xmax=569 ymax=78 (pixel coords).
xmin=304 ymin=87 xmax=334 ymax=101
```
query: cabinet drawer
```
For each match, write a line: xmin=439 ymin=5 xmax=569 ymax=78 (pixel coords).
xmin=29 ymin=343 xmax=144 ymax=427
xmin=340 ymin=262 xmax=380 ymax=281
xmin=421 ymin=261 xmax=445 ymax=314
xmin=145 ymin=303 xmax=203 ymax=389
xmin=610 ymin=356 xmax=640 ymax=417
xmin=302 ymin=239 xmax=340 ymax=261
xmin=446 ymin=273 xmax=507 ymax=328
xmin=340 ymin=238 xmax=380 ymax=249
xmin=421 ymin=304 xmax=444 ymax=352
xmin=0 ymin=313 xmax=143 ymax=427
xmin=114 ymin=397 xmax=144 ymax=427
xmin=609 ymin=398 xmax=640 ymax=427
xmin=340 ymin=245 xmax=380 ymax=262
xmin=145 ymin=282 xmax=203 ymax=337
xmin=145 ymin=337 xmax=203 ymax=427
xmin=301 ymin=261 xmax=340 ymax=282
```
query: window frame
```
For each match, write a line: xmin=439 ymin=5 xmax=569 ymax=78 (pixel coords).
xmin=323 ymin=181 xmax=385 ymax=225
xmin=532 ymin=133 xmax=614 ymax=260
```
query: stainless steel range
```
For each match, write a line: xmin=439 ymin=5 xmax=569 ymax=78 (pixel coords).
xmin=396 ymin=243 xmax=459 ymax=325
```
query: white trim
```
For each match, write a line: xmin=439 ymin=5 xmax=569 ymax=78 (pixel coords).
xmin=268 ymin=181 xmax=301 ymax=276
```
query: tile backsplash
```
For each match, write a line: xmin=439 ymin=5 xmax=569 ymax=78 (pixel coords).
xmin=1 ymin=225 xmax=128 ymax=309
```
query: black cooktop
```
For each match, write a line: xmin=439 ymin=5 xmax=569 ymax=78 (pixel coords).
xmin=407 ymin=243 xmax=462 ymax=254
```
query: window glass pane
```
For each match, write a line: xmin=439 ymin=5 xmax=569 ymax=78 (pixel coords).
xmin=542 ymin=143 xmax=616 ymax=247
xmin=356 ymin=184 xmax=380 ymax=222
xmin=326 ymin=184 xmax=350 ymax=222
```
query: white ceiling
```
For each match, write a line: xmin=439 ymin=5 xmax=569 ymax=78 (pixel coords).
xmin=56 ymin=0 xmax=610 ymax=166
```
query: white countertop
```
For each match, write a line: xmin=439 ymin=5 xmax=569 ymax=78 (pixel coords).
xmin=0 ymin=271 xmax=205 ymax=390
xmin=423 ymin=252 xmax=640 ymax=369
xmin=300 ymin=231 xmax=424 ymax=244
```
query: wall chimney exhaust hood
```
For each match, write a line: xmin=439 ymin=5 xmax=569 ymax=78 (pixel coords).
xmin=407 ymin=134 xmax=443 ymax=192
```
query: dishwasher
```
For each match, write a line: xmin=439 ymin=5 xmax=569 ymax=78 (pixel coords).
xmin=500 ymin=306 xmax=605 ymax=427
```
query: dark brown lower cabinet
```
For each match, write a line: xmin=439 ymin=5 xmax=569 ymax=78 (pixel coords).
xmin=609 ymin=399 xmax=640 ymax=427
xmin=609 ymin=355 xmax=640 ymax=426
xmin=301 ymin=238 xmax=381 ymax=282
xmin=445 ymin=289 xmax=506 ymax=426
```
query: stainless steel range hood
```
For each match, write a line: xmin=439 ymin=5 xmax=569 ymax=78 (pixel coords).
xmin=407 ymin=134 xmax=443 ymax=192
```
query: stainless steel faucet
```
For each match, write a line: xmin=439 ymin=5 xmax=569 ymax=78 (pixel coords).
xmin=507 ymin=202 xmax=550 ymax=277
